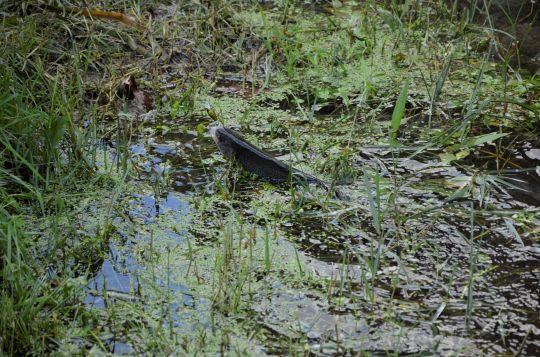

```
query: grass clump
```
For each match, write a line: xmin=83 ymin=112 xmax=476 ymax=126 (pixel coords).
xmin=0 ymin=5 xmax=119 ymax=354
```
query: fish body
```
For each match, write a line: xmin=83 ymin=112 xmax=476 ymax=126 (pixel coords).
xmin=210 ymin=126 xmax=329 ymax=189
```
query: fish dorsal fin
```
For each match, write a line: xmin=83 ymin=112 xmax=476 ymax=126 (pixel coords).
xmin=222 ymin=127 xmax=288 ymax=165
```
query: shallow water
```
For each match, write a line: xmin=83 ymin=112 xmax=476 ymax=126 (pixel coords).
xmin=85 ymin=109 xmax=539 ymax=354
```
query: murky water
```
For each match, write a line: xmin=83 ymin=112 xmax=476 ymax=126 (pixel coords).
xmin=86 ymin=109 xmax=539 ymax=354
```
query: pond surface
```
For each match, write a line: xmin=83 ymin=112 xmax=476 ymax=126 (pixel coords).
xmin=86 ymin=108 xmax=539 ymax=355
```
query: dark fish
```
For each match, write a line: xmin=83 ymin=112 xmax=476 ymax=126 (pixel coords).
xmin=210 ymin=126 xmax=339 ymax=196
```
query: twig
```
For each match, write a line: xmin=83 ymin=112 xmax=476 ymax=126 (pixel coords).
xmin=43 ymin=5 xmax=145 ymax=31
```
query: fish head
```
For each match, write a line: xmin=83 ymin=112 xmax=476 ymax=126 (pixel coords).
xmin=209 ymin=126 xmax=235 ymax=159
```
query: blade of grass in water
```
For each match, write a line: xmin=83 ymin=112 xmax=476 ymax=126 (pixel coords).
xmin=429 ymin=52 xmax=453 ymax=128
xmin=389 ymin=79 xmax=409 ymax=146
xmin=503 ymin=218 xmax=525 ymax=247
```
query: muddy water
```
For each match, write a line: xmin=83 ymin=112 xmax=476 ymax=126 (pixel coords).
xmin=87 ymin=112 xmax=539 ymax=354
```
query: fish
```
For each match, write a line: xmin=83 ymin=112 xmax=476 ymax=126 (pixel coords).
xmin=209 ymin=126 xmax=339 ymax=196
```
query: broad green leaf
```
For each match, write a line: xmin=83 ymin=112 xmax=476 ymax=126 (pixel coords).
xmin=447 ymin=132 xmax=508 ymax=152
xmin=463 ymin=132 xmax=508 ymax=147
xmin=439 ymin=152 xmax=456 ymax=163
xmin=455 ymin=148 xmax=470 ymax=160
xmin=389 ymin=79 xmax=409 ymax=145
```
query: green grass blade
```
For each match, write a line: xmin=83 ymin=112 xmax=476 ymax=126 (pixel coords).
xmin=389 ymin=79 xmax=409 ymax=146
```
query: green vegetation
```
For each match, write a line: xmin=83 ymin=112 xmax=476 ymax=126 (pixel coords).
xmin=1 ymin=0 xmax=538 ymax=355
